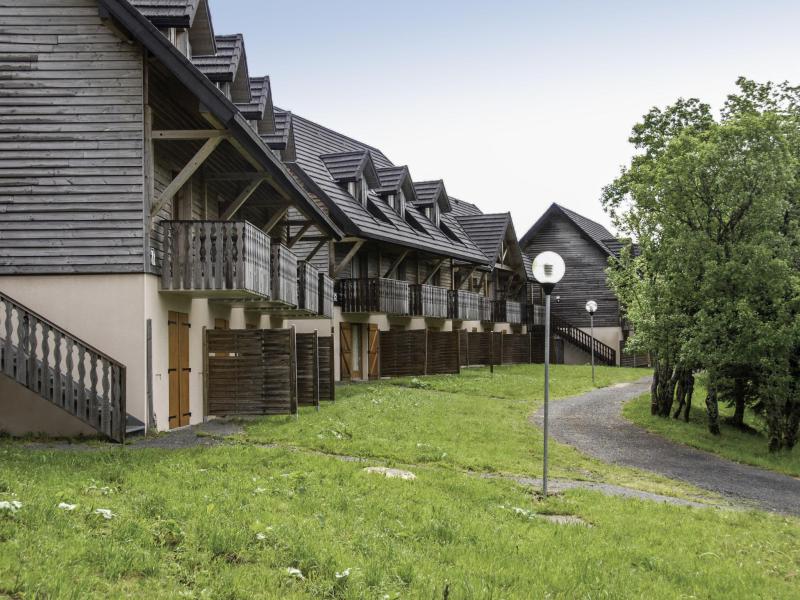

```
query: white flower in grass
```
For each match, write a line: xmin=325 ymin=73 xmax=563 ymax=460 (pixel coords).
xmin=256 ymin=533 xmax=267 ymax=541
xmin=0 ymin=500 xmax=22 ymax=513
xmin=335 ymin=568 xmax=351 ymax=579
xmin=57 ymin=502 xmax=77 ymax=511
xmin=286 ymin=567 xmax=305 ymax=580
xmin=94 ymin=508 xmax=115 ymax=520
xmin=254 ymin=487 xmax=266 ymax=494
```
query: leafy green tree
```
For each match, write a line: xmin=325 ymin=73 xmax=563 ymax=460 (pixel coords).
xmin=604 ymin=78 xmax=800 ymax=450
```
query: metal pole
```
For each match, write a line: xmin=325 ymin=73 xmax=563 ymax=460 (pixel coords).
xmin=590 ymin=313 xmax=595 ymax=385
xmin=543 ymin=292 xmax=551 ymax=497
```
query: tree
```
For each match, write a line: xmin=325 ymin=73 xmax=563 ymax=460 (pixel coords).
xmin=603 ymin=78 xmax=800 ymax=450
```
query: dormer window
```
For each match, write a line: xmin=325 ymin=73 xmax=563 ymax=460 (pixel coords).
xmin=423 ymin=204 xmax=440 ymax=226
xmin=397 ymin=190 xmax=406 ymax=218
xmin=348 ymin=178 xmax=369 ymax=207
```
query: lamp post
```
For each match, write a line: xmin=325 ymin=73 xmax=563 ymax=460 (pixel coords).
xmin=531 ymin=251 xmax=565 ymax=497
xmin=585 ymin=300 xmax=597 ymax=385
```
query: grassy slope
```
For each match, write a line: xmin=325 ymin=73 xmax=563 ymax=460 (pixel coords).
xmin=1 ymin=365 xmax=798 ymax=599
xmin=623 ymin=388 xmax=800 ymax=478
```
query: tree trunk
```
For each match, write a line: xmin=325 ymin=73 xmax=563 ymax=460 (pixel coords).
xmin=730 ymin=378 xmax=746 ymax=427
xmin=706 ymin=383 xmax=721 ymax=435
xmin=650 ymin=361 xmax=660 ymax=416
xmin=672 ymin=368 xmax=694 ymax=421
xmin=683 ymin=371 xmax=694 ymax=422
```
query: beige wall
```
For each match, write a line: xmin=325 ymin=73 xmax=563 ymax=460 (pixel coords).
xmin=562 ymin=326 xmax=624 ymax=366
xmin=0 ymin=273 xmax=148 ymax=426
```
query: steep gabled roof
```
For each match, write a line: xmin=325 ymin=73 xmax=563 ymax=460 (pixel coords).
xmin=449 ymin=196 xmax=482 ymax=217
xmin=320 ymin=150 xmax=381 ymax=188
xmin=101 ymin=0 xmax=341 ymax=238
xmin=456 ymin=213 xmax=512 ymax=264
xmin=375 ymin=166 xmax=418 ymax=203
xmin=520 ymin=203 xmax=616 ymax=256
xmin=129 ymin=0 xmax=216 ymax=53
xmin=288 ymin=112 xmax=488 ymax=264
xmin=191 ymin=35 xmax=251 ymax=102
xmin=263 ymin=109 xmax=292 ymax=149
xmin=236 ymin=75 xmax=272 ymax=124
xmin=412 ymin=180 xmax=451 ymax=212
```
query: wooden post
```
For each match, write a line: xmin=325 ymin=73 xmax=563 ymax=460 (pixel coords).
xmin=289 ymin=325 xmax=298 ymax=419
xmin=424 ymin=328 xmax=429 ymax=376
xmin=202 ymin=327 xmax=209 ymax=422
xmin=489 ymin=331 xmax=494 ymax=375
xmin=313 ymin=329 xmax=320 ymax=411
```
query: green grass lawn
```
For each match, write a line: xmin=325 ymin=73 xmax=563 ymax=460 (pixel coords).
xmin=624 ymin=388 xmax=800 ymax=478
xmin=2 ymin=365 xmax=799 ymax=599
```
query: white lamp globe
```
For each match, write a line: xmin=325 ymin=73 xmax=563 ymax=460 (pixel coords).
xmin=585 ymin=300 xmax=598 ymax=314
xmin=531 ymin=251 xmax=565 ymax=285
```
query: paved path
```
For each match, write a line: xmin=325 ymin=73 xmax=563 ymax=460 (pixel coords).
xmin=533 ymin=378 xmax=800 ymax=516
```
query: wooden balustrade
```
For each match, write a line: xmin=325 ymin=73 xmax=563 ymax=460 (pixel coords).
xmin=0 ymin=292 xmax=126 ymax=442
xmin=319 ymin=274 xmax=334 ymax=318
xmin=410 ymin=284 xmax=449 ymax=318
xmin=335 ymin=278 xmax=410 ymax=315
xmin=449 ymin=290 xmax=482 ymax=321
xmin=493 ymin=300 xmax=523 ymax=324
xmin=478 ymin=296 xmax=493 ymax=322
xmin=161 ymin=220 xmax=271 ymax=298
xmin=271 ymin=243 xmax=298 ymax=306
xmin=297 ymin=262 xmax=319 ymax=313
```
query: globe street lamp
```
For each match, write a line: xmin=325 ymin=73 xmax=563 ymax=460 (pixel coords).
xmin=531 ymin=251 xmax=565 ymax=497
xmin=585 ymin=300 xmax=598 ymax=385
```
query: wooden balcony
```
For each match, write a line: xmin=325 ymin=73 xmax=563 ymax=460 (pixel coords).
xmin=493 ymin=300 xmax=524 ymax=324
xmin=161 ymin=220 xmax=270 ymax=299
xmin=271 ymin=243 xmax=298 ymax=306
xmin=409 ymin=284 xmax=449 ymax=318
xmin=449 ymin=290 xmax=479 ymax=321
xmin=478 ymin=296 xmax=493 ymax=322
xmin=336 ymin=278 xmax=410 ymax=315
xmin=297 ymin=262 xmax=319 ymax=313
xmin=319 ymin=274 xmax=334 ymax=318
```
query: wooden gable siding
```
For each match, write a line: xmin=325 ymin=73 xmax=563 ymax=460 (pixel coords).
xmin=0 ymin=0 xmax=145 ymax=274
xmin=523 ymin=212 xmax=620 ymax=327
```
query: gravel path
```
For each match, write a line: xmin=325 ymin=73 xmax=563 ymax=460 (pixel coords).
xmin=533 ymin=378 xmax=800 ymax=516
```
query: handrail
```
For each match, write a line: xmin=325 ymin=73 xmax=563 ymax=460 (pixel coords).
xmin=0 ymin=291 xmax=127 ymax=442
xmin=550 ymin=313 xmax=616 ymax=366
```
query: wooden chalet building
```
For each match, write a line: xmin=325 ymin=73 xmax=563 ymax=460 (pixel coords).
xmin=0 ymin=0 xmax=344 ymax=439
xmin=520 ymin=203 xmax=636 ymax=366
xmin=273 ymin=113 xmax=541 ymax=381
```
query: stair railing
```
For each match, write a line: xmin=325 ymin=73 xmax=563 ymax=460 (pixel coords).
xmin=0 ymin=292 xmax=127 ymax=442
xmin=550 ymin=313 xmax=617 ymax=366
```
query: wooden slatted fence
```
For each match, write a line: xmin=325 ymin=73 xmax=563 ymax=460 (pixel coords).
xmin=426 ymin=331 xmax=460 ymax=375
xmin=206 ymin=328 xmax=297 ymax=416
xmin=318 ymin=336 xmax=335 ymax=401
xmin=296 ymin=332 xmax=320 ymax=408
xmin=379 ymin=330 xmax=426 ymax=377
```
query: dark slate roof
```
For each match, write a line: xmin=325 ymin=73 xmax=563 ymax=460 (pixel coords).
xmin=128 ymin=0 xmax=196 ymax=24
xmin=319 ymin=151 xmax=378 ymax=185
xmin=191 ymin=34 xmax=244 ymax=83
xmin=236 ymin=75 xmax=271 ymax=120
xmin=375 ymin=166 xmax=418 ymax=203
xmin=287 ymin=112 xmax=489 ymax=264
xmin=449 ymin=196 xmax=482 ymax=217
xmin=263 ymin=109 xmax=292 ymax=149
xmin=456 ymin=213 xmax=512 ymax=264
xmin=602 ymin=238 xmax=641 ymax=259
xmin=520 ymin=203 xmax=617 ymax=256
xmin=412 ymin=180 xmax=451 ymax=212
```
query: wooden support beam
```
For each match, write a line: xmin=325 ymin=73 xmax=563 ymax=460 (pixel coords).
xmin=457 ymin=265 xmax=479 ymax=290
xmin=150 ymin=136 xmax=222 ymax=217
xmin=383 ymin=250 xmax=409 ymax=279
xmin=221 ymin=176 xmax=266 ymax=220
xmin=305 ymin=239 xmax=327 ymax=262
xmin=152 ymin=129 xmax=230 ymax=140
xmin=288 ymin=222 xmax=313 ymax=248
xmin=422 ymin=258 xmax=447 ymax=284
xmin=332 ymin=240 xmax=365 ymax=278
xmin=262 ymin=207 xmax=288 ymax=234
xmin=205 ymin=172 xmax=263 ymax=182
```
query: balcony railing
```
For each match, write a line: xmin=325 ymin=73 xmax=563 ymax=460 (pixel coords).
xmin=493 ymin=300 xmax=523 ymax=324
xmin=336 ymin=278 xmax=410 ymax=315
xmin=410 ymin=284 xmax=449 ymax=318
xmin=297 ymin=262 xmax=319 ymax=313
xmin=319 ymin=274 xmax=334 ymax=318
xmin=271 ymin=243 xmax=298 ymax=306
xmin=161 ymin=220 xmax=270 ymax=298
xmin=478 ymin=296 xmax=493 ymax=322
xmin=527 ymin=303 xmax=546 ymax=327
xmin=449 ymin=289 xmax=480 ymax=321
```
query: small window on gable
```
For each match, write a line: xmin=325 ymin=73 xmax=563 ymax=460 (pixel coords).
xmin=387 ymin=194 xmax=395 ymax=209
xmin=359 ymin=177 xmax=369 ymax=207
xmin=432 ymin=204 xmax=440 ymax=227
xmin=397 ymin=190 xmax=406 ymax=218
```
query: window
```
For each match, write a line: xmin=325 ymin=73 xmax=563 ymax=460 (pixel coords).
xmin=432 ymin=204 xmax=440 ymax=227
xmin=387 ymin=194 xmax=395 ymax=209
xmin=359 ymin=177 xmax=369 ymax=207
xmin=397 ymin=190 xmax=406 ymax=218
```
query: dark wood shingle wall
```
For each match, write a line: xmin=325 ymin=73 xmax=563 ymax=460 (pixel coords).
xmin=523 ymin=212 xmax=620 ymax=327
xmin=0 ymin=0 xmax=145 ymax=274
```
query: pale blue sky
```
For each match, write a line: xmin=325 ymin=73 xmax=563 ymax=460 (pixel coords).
xmin=212 ymin=1 xmax=800 ymax=234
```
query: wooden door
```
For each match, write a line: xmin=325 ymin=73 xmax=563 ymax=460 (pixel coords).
xmin=368 ymin=323 xmax=380 ymax=379
xmin=340 ymin=322 xmax=352 ymax=380
xmin=168 ymin=311 xmax=191 ymax=428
